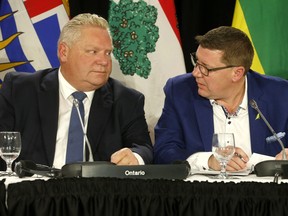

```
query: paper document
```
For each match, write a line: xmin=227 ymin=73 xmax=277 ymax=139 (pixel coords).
xmin=247 ymin=153 xmax=274 ymax=167
xmin=189 ymin=153 xmax=275 ymax=176
xmin=190 ymin=168 xmax=252 ymax=176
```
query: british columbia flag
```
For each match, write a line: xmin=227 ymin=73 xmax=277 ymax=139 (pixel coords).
xmin=0 ymin=0 xmax=69 ymax=81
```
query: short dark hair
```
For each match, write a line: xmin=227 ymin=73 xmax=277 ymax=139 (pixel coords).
xmin=195 ymin=26 xmax=254 ymax=73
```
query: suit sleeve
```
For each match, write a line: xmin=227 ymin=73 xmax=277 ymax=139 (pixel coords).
xmin=121 ymin=93 xmax=153 ymax=164
xmin=0 ymin=72 xmax=16 ymax=131
xmin=0 ymin=72 xmax=17 ymax=170
xmin=154 ymin=78 xmax=192 ymax=164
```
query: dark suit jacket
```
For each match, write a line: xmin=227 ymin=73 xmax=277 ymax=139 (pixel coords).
xmin=0 ymin=69 xmax=153 ymax=170
xmin=154 ymin=70 xmax=288 ymax=164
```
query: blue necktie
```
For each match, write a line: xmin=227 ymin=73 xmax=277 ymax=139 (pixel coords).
xmin=66 ymin=91 xmax=87 ymax=164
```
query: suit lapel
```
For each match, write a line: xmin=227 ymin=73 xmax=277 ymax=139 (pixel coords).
xmin=247 ymin=72 xmax=267 ymax=153
xmin=38 ymin=69 xmax=59 ymax=166
xmin=194 ymin=96 xmax=214 ymax=151
xmin=87 ymin=81 xmax=113 ymax=158
xmin=187 ymin=76 xmax=214 ymax=151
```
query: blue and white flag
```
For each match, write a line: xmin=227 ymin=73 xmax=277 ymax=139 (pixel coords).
xmin=0 ymin=0 xmax=69 ymax=81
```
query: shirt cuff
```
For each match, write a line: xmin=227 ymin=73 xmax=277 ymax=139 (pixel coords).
xmin=133 ymin=152 xmax=145 ymax=165
xmin=186 ymin=152 xmax=212 ymax=170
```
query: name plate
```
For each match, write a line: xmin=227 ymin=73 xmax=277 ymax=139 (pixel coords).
xmin=61 ymin=162 xmax=190 ymax=180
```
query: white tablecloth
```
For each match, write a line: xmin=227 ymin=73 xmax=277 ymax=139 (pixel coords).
xmin=0 ymin=175 xmax=49 ymax=188
xmin=185 ymin=173 xmax=288 ymax=183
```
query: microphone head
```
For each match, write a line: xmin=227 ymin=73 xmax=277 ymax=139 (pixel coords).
xmin=15 ymin=160 xmax=37 ymax=178
xmin=15 ymin=160 xmax=62 ymax=178
xmin=249 ymin=99 xmax=258 ymax=110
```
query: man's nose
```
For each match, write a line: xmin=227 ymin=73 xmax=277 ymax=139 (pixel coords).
xmin=95 ymin=54 xmax=109 ymax=66
xmin=192 ymin=66 xmax=202 ymax=77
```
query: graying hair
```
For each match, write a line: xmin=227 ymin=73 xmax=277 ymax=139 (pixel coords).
xmin=58 ymin=13 xmax=111 ymax=47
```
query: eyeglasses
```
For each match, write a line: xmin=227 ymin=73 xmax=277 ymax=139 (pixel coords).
xmin=190 ymin=52 xmax=237 ymax=76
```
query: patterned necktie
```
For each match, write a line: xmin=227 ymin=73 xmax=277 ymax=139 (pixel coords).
xmin=66 ymin=91 xmax=87 ymax=164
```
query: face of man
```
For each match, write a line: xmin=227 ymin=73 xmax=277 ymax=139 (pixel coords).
xmin=59 ymin=26 xmax=113 ymax=91
xmin=192 ymin=46 xmax=236 ymax=100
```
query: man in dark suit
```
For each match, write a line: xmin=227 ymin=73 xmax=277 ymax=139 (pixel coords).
xmin=0 ymin=13 xmax=153 ymax=170
xmin=154 ymin=26 xmax=288 ymax=171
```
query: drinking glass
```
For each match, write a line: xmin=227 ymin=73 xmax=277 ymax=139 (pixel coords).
xmin=0 ymin=131 xmax=22 ymax=176
xmin=212 ymin=133 xmax=235 ymax=179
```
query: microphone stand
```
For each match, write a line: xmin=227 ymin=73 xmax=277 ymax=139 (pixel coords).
xmin=250 ymin=99 xmax=286 ymax=160
xmin=250 ymin=99 xmax=288 ymax=178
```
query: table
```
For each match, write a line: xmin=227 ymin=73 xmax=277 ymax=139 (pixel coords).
xmin=3 ymin=174 xmax=288 ymax=216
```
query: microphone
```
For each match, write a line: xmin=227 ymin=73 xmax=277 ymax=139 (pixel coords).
xmin=73 ymin=99 xmax=94 ymax=162
xmin=15 ymin=160 xmax=61 ymax=178
xmin=266 ymin=132 xmax=286 ymax=144
xmin=250 ymin=99 xmax=286 ymax=160
xmin=250 ymin=99 xmax=288 ymax=177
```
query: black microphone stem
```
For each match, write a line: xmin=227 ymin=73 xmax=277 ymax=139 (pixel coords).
xmin=250 ymin=99 xmax=287 ymax=160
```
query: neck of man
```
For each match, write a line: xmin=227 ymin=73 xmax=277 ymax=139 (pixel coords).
xmin=215 ymin=80 xmax=246 ymax=114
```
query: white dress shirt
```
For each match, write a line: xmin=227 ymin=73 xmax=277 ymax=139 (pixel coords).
xmin=187 ymin=77 xmax=251 ymax=170
xmin=53 ymin=69 xmax=94 ymax=169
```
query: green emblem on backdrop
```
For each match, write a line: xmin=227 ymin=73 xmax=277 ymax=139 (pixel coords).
xmin=109 ymin=0 xmax=159 ymax=79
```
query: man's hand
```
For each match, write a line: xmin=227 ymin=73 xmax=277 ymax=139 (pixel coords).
xmin=208 ymin=147 xmax=249 ymax=171
xmin=111 ymin=148 xmax=139 ymax=165
xmin=275 ymin=148 xmax=288 ymax=160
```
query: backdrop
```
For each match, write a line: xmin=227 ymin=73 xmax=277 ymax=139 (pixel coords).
xmin=69 ymin=0 xmax=236 ymax=73
xmin=1 ymin=0 xmax=287 ymax=142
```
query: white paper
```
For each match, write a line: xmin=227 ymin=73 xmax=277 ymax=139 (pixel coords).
xmin=189 ymin=153 xmax=275 ymax=177
xmin=247 ymin=153 xmax=275 ymax=168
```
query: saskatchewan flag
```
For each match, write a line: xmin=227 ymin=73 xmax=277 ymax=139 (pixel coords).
xmin=232 ymin=0 xmax=288 ymax=79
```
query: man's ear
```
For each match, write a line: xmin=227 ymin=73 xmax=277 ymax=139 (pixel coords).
xmin=232 ymin=66 xmax=245 ymax=82
xmin=58 ymin=42 xmax=69 ymax=62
